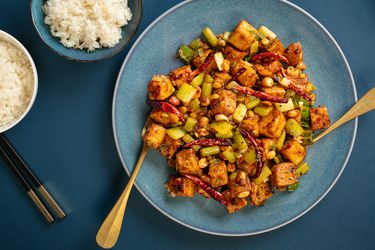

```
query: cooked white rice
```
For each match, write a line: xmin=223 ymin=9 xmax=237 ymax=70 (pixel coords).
xmin=43 ymin=0 xmax=133 ymax=52
xmin=0 ymin=40 xmax=34 ymax=127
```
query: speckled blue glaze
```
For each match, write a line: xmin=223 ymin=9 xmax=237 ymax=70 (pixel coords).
xmin=30 ymin=0 xmax=142 ymax=62
xmin=113 ymin=0 xmax=357 ymax=236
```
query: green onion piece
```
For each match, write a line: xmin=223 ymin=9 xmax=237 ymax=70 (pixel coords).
xmin=287 ymin=182 xmax=300 ymax=192
xmin=202 ymin=27 xmax=218 ymax=47
xmin=201 ymin=82 xmax=213 ymax=98
xmin=285 ymin=89 xmax=296 ymax=99
xmin=275 ymin=98 xmax=294 ymax=112
xmin=245 ymin=97 xmax=261 ymax=109
xmin=279 ymin=77 xmax=291 ymax=87
xmin=178 ymin=45 xmax=195 ymax=63
xmin=200 ymin=146 xmax=220 ymax=156
xmin=243 ymin=55 xmax=251 ymax=61
xmin=254 ymin=105 xmax=273 ymax=116
xmin=285 ymin=118 xmax=304 ymax=138
xmin=296 ymin=162 xmax=310 ymax=177
xmin=301 ymin=130 xmax=313 ymax=146
xmin=276 ymin=129 xmax=286 ymax=151
xmin=214 ymin=52 xmax=225 ymax=71
xmin=189 ymin=38 xmax=204 ymax=50
xmin=189 ymin=99 xmax=201 ymax=111
xmin=233 ymin=103 xmax=247 ymax=122
xmin=192 ymin=145 xmax=201 ymax=151
xmin=249 ymin=40 xmax=259 ymax=57
xmin=244 ymin=147 xmax=256 ymax=165
xmin=204 ymin=74 xmax=214 ymax=84
xmin=233 ymin=129 xmax=248 ymax=153
xmin=215 ymin=131 xmax=233 ymax=139
xmin=191 ymin=72 xmax=205 ymax=87
xmin=223 ymin=150 xmax=236 ymax=163
xmin=209 ymin=158 xmax=221 ymax=165
xmin=274 ymin=153 xmax=283 ymax=164
xmin=223 ymin=31 xmax=230 ymax=41
xmin=300 ymin=106 xmax=310 ymax=128
xmin=226 ymin=81 xmax=240 ymax=90
xmin=176 ymin=83 xmax=197 ymax=103
xmin=211 ymin=121 xmax=233 ymax=135
xmin=182 ymin=134 xmax=195 ymax=144
xmin=183 ymin=117 xmax=198 ymax=132
xmin=258 ymin=25 xmax=276 ymax=39
xmin=254 ymin=166 xmax=272 ymax=185
xmin=166 ymin=127 xmax=186 ymax=140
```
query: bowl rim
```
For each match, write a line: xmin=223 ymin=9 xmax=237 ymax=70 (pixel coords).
xmin=0 ymin=30 xmax=39 ymax=133
xmin=29 ymin=0 xmax=143 ymax=63
xmin=112 ymin=0 xmax=358 ymax=236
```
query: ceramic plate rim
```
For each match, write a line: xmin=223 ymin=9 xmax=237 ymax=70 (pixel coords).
xmin=112 ymin=0 xmax=358 ymax=236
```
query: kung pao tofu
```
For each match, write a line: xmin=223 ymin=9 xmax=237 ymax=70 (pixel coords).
xmin=142 ymin=20 xmax=330 ymax=213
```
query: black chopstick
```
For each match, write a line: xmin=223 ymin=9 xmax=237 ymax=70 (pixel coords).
xmin=0 ymin=144 xmax=54 ymax=223
xmin=0 ymin=134 xmax=66 ymax=219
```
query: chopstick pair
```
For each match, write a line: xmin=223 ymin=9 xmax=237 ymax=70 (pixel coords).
xmin=0 ymin=134 xmax=65 ymax=223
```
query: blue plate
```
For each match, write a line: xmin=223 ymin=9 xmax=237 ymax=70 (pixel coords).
xmin=30 ymin=0 xmax=142 ymax=62
xmin=113 ymin=0 xmax=357 ymax=235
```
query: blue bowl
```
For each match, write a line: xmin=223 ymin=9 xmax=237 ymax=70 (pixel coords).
xmin=113 ymin=0 xmax=357 ymax=236
xmin=30 ymin=0 xmax=142 ymax=62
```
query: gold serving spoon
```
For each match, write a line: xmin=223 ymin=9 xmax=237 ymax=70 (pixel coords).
xmin=96 ymin=87 xmax=375 ymax=249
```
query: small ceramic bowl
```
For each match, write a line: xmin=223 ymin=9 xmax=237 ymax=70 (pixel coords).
xmin=0 ymin=30 xmax=38 ymax=133
xmin=30 ymin=0 xmax=143 ymax=62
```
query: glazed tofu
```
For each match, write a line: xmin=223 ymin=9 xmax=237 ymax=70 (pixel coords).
xmin=148 ymin=75 xmax=175 ymax=100
xmin=223 ymin=190 xmax=248 ymax=213
xmin=284 ymin=42 xmax=303 ymax=66
xmin=150 ymin=110 xmax=179 ymax=127
xmin=263 ymin=86 xmax=286 ymax=98
xmin=143 ymin=123 xmax=167 ymax=148
xmin=227 ymin=20 xmax=257 ymax=51
xmin=223 ymin=45 xmax=248 ymax=63
xmin=280 ymin=140 xmax=306 ymax=165
xmin=158 ymin=135 xmax=181 ymax=159
xmin=271 ymin=162 xmax=297 ymax=188
xmin=208 ymin=161 xmax=228 ymax=188
xmin=239 ymin=115 xmax=260 ymax=137
xmin=165 ymin=176 xmax=195 ymax=197
xmin=310 ymin=106 xmax=330 ymax=131
xmin=169 ymin=65 xmax=192 ymax=88
xmin=254 ymin=60 xmax=283 ymax=77
xmin=259 ymin=109 xmax=286 ymax=138
xmin=175 ymin=149 xmax=202 ymax=175
xmin=210 ymin=90 xmax=237 ymax=116
xmin=237 ymin=161 xmax=256 ymax=175
xmin=213 ymin=72 xmax=232 ymax=89
xmin=265 ymin=38 xmax=285 ymax=55
xmin=249 ymin=182 xmax=273 ymax=207
xmin=231 ymin=60 xmax=258 ymax=88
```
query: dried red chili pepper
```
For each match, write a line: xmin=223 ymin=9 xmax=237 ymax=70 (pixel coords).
xmin=147 ymin=100 xmax=185 ymax=122
xmin=233 ymin=86 xmax=288 ymax=103
xmin=183 ymin=174 xmax=228 ymax=206
xmin=251 ymin=52 xmax=289 ymax=64
xmin=230 ymin=67 xmax=247 ymax=82
xmin=188 ymin=51 xmax=215 ymax=81
xmin=183 ymin=138 xmax=232 ymax=148
xmin=240 ymin=129 xmax=264 ymax=178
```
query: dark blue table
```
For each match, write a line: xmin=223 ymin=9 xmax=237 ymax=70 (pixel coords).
xmin=0 ymin=0 xmax=374 ymax=249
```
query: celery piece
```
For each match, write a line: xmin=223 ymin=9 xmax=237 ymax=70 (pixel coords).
xmin=223 ymin=31 xmax=231 ymax=41
xmin=296 ymin=162 xmax=310 ymax=177
xmin=258 ymin=25 xmax=277 ymax=39
xmin=233 ymin=103 xmax=247 ymax=122
xmin=178 ymin=45 xmax=195 ymax=63
xmin=176 ymin=83 xmax=197 ymax=103
xmin=166 ymin=127 xmax=186 ymax=140
xmin=192 ymin=145 xmax=201 ymax=151
xmin=244 ymin=147 xmax=256 ymax=165
xmin=275 ymin=98 xmax=294 ymax=112
xmin=202 ymin=27 xmax=218 ymax=47
xmin=254 ymin=166 xmax=272 ymax=185
xmin=215 ymin=131 xmax=233 ymax=139
xmin=214 ymin=52 xmax=224 ymax=71
xmin=226 ymin=81 xmax=240 ymax=90
xmin=245 ymin=97 xmax=260 ymax=109
xmin=279 ymin=77 xmax=291 ymax=87
xmin=285 ymin=119 xmax=304 ymax=138
xmin=200 ymin=146 xmax=220 ymax=156
xmin=183 ymin=117 xmax=198 ymax=132
xmin=249 ymin=40 xmax=259 ymax=56
xmin=287 ymin=182 xmax=299 ymax=192
xmin=189 ymin=38 xmax=204 ymax=50
xmin=274 ymin=153 xmax=283 ymax=164
xmin=191 ymin=72 xmax=205 ymax=87
xmin=285 ymin=89 xmax=296 ymax=99
xmin=182 ymin=134 xmax=195 ymax=144
xmin=211 ymin=121 xmax=233 ymax=135
xmin=204 ymin=74 xmax=214 ymax=84
xmin=189 ymin=99 xmax=200 ymax=111
xmin=201 ymin=82 xmax=213 ymax=98
xmin=223 ymin=150 xmax=236 ymax=163
xmin=276 ymin=130 xmax=286 ymax=151
xmin=301 ymin=130 xmax=313 ymax=146
xmin=233 ymin=129 xmax=248 ymax=153
xmin=254 ymin=105 xmax=273 ymax=116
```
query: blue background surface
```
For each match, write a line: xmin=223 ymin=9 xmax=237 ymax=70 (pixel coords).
xmin=0 ymin=0 xmax=374 ymax=249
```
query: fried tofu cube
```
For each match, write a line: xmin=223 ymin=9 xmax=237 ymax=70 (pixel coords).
xmin=228 ymin=171 xmax=251 ymax=198
xmin=143 ymin=123 xmax=166 ymax=148
xmin=208 ymin=161 xmax=228 ymax=188
xmin=265 ymin=38 xmax=285 ymax=55
xmin=271 ymin=162 xmax=297 ymax=188
xmin=254 ymin=60 xmax=283 ymax=77
xmin=213 ymin=72 xmax=232 ymax=89
xmin=175 ymin=149 xmax=202 ymax=175
xmin=148 ymin=75 xmax=175 ymax=100
xmin=239 ymin=115 xmax=260 ymax=137
xmin=210 ymin=90 xmax=237 ymax=116
xmin=165 ymin=176 xmax=195 ymax=197
xmin=280 ymin=140 xmax=306 ymax=165
xmin=158 ymin=135 xmax=181 ymax=159
xmin=249 ymin=182 xmax=273 ymax=207
xmin=259 ymin=109 xmax=286 ymax=138
xmin=169 ymin=65 xmax=192 ymax=88
xmin=310 ymin=106 xmax=331 ymax=131
xmin=231 ymin=60 xmax=258 ymax=88
xmin=237 ymin=161 xmax=256 ymax=175
xmin=223 ymin=190 xmax=248 ymax=213
xmin=263 ymin=86 xmax=286 ymax=98
xmin=223 ymin=45 xmax=248 ymax=63
xmin=227 ymin=20 xmax=257 ymax=51
xmin=150 ymin=110 xmax=179 ymax=127
xmin=284 ymin=42 xmax=303 ymax=66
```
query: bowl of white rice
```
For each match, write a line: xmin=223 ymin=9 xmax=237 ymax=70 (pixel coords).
xmin=0 ymin=31 xmax=38 ymax=133
xmin=30 ymin=0 xmax=143 ymax=62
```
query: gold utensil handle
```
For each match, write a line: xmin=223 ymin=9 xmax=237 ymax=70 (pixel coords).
xmin=314 ymin=87 xmax=375 ymax=142
xmin=96 ymin=143 xmax=148 ymax=249
xmin=27 ymin=189 xmax=54 ymax=224
xmin=38 ymin=185 xmax=66 ymax=219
